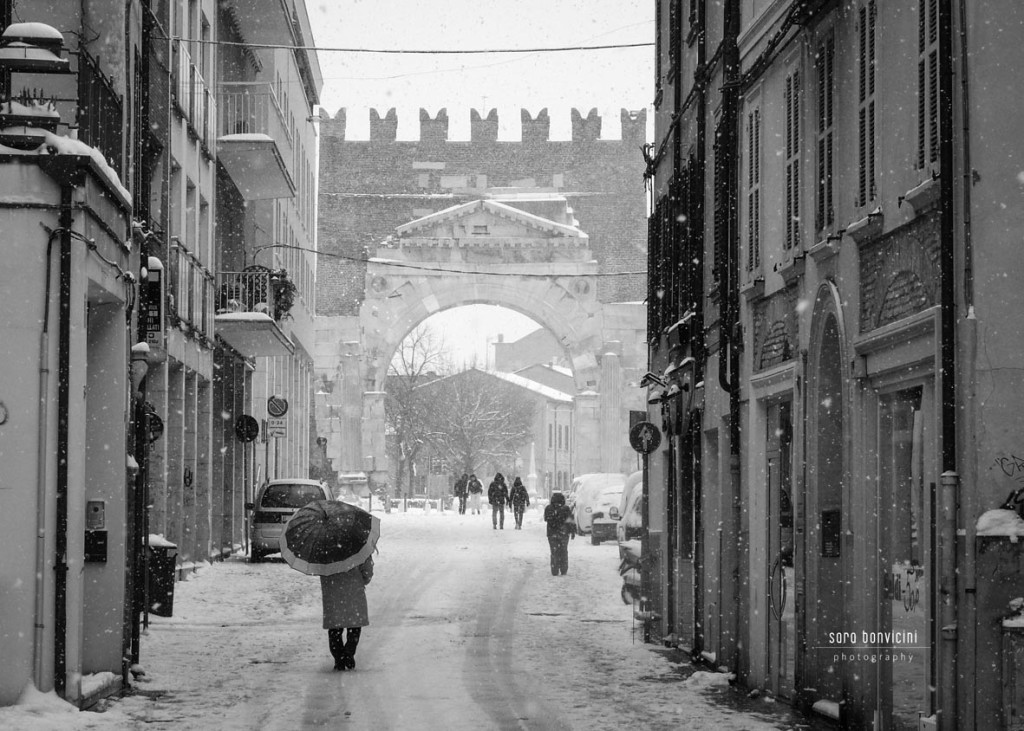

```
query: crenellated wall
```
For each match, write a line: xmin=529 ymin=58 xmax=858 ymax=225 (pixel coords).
xmin=317 ymin=106 xmax=648 ymax=315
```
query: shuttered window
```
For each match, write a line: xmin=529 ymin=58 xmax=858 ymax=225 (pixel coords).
xmin=746 ymin=108 xmax=762 ymax=270
xmin=857 ymin=1 xmax=877 ymax=207
xmin=784 ymin=71 xmax=801 ymax=250
xmin=917 ymin=0 xmax=939 ymax=168
xmin=816 ymin=31 xmax=835 ymax=231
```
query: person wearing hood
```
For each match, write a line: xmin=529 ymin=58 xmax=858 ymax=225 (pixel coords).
xmin=543 ymin=492 xmax=576 ymax=575
xmin=487 ymin=473 xmax=511 ymax=529
xmin=509 ymin=476 xmax=530 ymax=529
xmin=467 ymin=473 xmax=484 ymax=514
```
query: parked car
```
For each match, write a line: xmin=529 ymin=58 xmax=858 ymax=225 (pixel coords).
xmin=246 ymin=478 xmax=334 ymax=562
xmin=565 ymin=472 xmax=625 ymax=511
xmin=616 ymin=470 xmax=644 ymax=544
xmin=573 ymin=474 xmax=626 ymax=536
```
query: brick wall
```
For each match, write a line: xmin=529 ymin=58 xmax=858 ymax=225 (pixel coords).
xmin=316 ymin=107 xmax=648 ymax=316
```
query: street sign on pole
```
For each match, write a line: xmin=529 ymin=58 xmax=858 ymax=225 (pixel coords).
xmin=266 ymin=417 xmax=287 ymax=438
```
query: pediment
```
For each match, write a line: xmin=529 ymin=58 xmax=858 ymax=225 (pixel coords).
xmin=395 ymin=199 xmax=587 ymax=242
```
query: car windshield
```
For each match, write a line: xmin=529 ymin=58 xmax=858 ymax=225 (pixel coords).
xmin=260 ymin=485 xmax=323 ymax=509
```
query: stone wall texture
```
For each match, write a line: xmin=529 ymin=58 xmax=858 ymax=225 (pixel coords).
xmin=317 ymin=107 xmax=648 ymax=316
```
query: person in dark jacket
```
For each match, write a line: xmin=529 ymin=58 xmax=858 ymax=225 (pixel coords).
xmin=487 ymin=473 xmax=510 ymax=529
xmin=543 ymin=492 xmax=576 ymax=575
xmin=453 ymin=473 xmax=469 ymax=514
xmin=509 ymin=476 xmax=530 ymax=529
xmin=321 ymin=556 xmax=374 ymax=670
xmin=467 ymin=474 xmax=484 ymax=514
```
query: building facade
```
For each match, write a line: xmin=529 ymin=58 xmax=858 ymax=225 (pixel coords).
xmin=0 ymin=0 xmax=143 ymax=707
xmin=647 ymin=1 xmax=1024 ymax=729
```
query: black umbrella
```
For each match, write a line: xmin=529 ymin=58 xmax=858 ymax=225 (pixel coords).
xmin=280 ymin=499 xmax=380 ymax=576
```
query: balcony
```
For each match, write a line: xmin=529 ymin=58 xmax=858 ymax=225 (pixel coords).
xmin=169 ymin=241 xmax=215 ymax=340
xmin=216 ymin=82 xmax=295 ymax=200
xmin=215 ymin=268 xmax=294 ymax=357
xmin=172 ymin=40 xmax=215 ymax=148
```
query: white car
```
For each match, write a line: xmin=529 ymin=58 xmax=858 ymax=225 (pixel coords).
xmin=565 ymin=472 xmax=626 ymax=510
xmin=572 ymin=475 xmax=626 ymax=536
xmin=616 ymin=471 xmax=644 ymax=544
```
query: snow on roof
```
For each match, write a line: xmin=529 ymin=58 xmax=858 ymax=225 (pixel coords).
xmin=976 ymin=508 xmax=1024 ymax=539
xmin=217 ymin=133 xmax=274 ymax=143
xmin=1 ymin=99 xmax=59 ymax=117
xmin=40 ymin=131 xmax=130 ymax=206
xmin=415 ymin=367 xmax=573 ymax=403
xmin=2 ymin=22 xmax=64 ymax=42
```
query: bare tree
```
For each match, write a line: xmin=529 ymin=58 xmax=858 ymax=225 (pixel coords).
xmin=416 ymin=369 xmax=535 ymax=477
xmin=384 ymin=325 xmax=451 ymax=496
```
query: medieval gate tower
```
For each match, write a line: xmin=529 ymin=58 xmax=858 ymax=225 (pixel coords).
xmin=313 ymin=107 xmax=648 ymax=491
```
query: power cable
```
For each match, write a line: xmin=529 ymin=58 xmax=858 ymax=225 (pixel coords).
xmin=254 ymin=243 xmax=646 ymax=278
xmin=157 ymin=35 xmax=653 ymax=55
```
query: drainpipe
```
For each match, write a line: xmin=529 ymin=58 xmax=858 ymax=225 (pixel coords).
xmin=34 ymin=227 xmax=61 ymax=688
xmin=691 ymin=0 xmax=708 ymax=658
xmin=937 ymin=0 xmax=958 ymax=727
xmin=54 ymin=185 xmax=73 ymax=697
xmin=956 ymin=0 xmax=976 ymax=724
xmin=717 ymin=0 xmax=744 ymax=675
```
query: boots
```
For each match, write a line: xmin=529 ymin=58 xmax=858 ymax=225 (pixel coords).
xmin=342 ymin=627 xmax=361 ymax=670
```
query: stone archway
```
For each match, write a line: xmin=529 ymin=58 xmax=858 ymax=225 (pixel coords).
xmin=316 ymin=193 xmax=645 ymax=492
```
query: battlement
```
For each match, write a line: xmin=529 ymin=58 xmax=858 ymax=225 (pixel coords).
xmin=322 ymin=107 xmax=647 ymax=144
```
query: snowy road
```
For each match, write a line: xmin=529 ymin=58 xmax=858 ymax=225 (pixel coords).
xmin=3 ymin=508 xmax=812 ymax=730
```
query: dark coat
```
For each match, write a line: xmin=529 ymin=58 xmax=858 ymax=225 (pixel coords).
xmin=544 ymin=500 xmax=576 ymax=538
xmin=510 ymin=483 xmax=530 ymax=507
xmin=453 ymin=475 xmax=469 ymax=497
xmin=320 ymin=557 xmax=373 ymax=629
xmin=488 ymin=481 xmax=510 ymax=507
xmin=467 ymin=477 xmax=483 ymax=494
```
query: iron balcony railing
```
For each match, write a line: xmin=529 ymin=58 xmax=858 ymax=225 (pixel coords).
xmin=172 ymin=39 xmax=215 ymax=147
xmin=218 ymin=81 xmax=294 ymax=173
xmin=217 ymin=269 xmax=277 ymax=321
xmin=169 ymin=241 xmax=215 ymax=338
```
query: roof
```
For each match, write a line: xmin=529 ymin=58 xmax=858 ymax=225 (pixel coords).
xmin=395 ymin=198 xmax=586 ymax=239
xmin=415 ymin=367 xmax=573 ymax=403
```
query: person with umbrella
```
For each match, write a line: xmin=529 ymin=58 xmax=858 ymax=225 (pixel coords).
xmin=280 ymin=499 xmax=381 ymax=671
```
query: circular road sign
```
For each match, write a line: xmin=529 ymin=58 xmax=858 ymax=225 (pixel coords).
xmin=629 ymin=421 xmax=662 ymax=455
xmin=235 ymin=415 xmax=260 ymax=443
xmin=267 ymin=396 xmax=289 ymax=418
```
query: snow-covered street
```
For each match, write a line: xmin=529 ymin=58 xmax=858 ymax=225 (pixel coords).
xmin=3 ymin=507 xmax=819 ymax=730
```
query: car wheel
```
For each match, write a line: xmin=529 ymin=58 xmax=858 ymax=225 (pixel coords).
xmin=249 ymin=549 xmax=264 ymax=563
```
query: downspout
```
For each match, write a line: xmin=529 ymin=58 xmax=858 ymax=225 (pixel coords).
xmin=937 ymin=0 xmax=958 ymax=728
xmin=720 ymin=0 xmax=744 ymax=675
xmin=54 ymin=185 xmax=73 ymax=697
xmin=689 ymin=0 xmax=708 ymax=659
xmin=955 ymin=0 xmax=977 ymax=723
xmin=34 ymin=227 xmax=61 ymax=688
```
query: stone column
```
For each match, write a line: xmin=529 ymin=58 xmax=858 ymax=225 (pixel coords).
xmin=362 ymin=391 xmax=388 ymax=491
xmin=574 ymin=391 xmax=601 ymax=474
xmin=600 ymin=351 xmax=623 ymax=473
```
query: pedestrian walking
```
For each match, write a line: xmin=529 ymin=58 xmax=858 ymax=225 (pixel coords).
xmin=467 ymin=473 xmax=484 ymax=514
xmin=488 ymin=473 xmax=510 ymax=529
xmin=321 ymin=556 xmax=374 ymax=670
xmin=509 ymin=476 xmax=530 ymax=529
xmin=454 ymin=473 xmax=469 ymax=515
xmin=543 ymin=492 xmax=576 ymax=575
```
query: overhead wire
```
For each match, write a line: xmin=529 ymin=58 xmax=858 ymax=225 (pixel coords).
xmin=156 ymin=36 xmax=654 ymax=55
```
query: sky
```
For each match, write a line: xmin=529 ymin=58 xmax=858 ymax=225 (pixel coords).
xmin=0 ymin=509 xmax=797 ymax=730
xmin=307 ymin=1 xmax=655 ymax=365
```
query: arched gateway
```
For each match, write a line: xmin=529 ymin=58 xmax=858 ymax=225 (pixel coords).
xmin=315 ymin=191 xmax=645 ymax=493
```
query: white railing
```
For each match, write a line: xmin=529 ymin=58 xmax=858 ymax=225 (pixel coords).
xmin=218 ymin=82 xmax=294 ymax=172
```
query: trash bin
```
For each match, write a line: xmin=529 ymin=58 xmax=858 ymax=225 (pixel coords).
xmin=146 ymin=535 xmax=178 ymax=617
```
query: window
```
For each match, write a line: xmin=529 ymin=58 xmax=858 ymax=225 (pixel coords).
xmin=668 ymin=0 xmax=681 ymax=79
xmin=548 ymin=423 xmax=553 ymax=450
xmin=857 ymin=0 xmax=877 ymax=207
xmin=746 ymin=107 xmax=761 ymax=270
xmin=816 ymin=30 xmax=836 ymax=231
xmin=784 ymin=70 xmax=801 ymax=250
xmin=917 ymin=0 xmax=939 ymax=168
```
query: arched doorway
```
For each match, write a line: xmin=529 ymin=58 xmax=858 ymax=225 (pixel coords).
xmin=803 ymin=282 xmax=848 ymax=709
